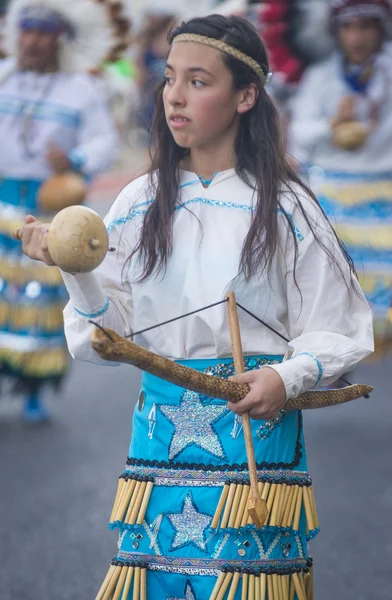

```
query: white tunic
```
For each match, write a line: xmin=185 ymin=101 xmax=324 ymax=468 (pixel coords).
xmin=288 ymin=51 xmax=392 ymax=172
xmin=61 ymin=169 xmax=374 ymax=400
xmin=0 ymin=58 xmax=118 ymax=178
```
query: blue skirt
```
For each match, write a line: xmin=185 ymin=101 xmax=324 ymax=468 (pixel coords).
xmin=98 ymin=356 xmax=318 ymax=599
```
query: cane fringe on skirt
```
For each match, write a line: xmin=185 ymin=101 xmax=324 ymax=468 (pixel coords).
xmin=96 ymin=558 xmax=314 ymax=600
xmin=211 ymin=481 xmax=319 ymax=534
xmin=95 ymin=560 xmax=148 ymax=600
xmin=109 ymin=476 xmax=155 ymax=527
xmin=109 ymin=475 xmax=319 ymax=538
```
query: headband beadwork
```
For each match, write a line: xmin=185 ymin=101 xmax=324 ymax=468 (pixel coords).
xmin=171 ymin=33 xmax=271 ymax=87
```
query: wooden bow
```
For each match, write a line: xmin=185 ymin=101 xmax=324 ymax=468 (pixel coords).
xmin=90 ymin=327 xmax=372 ymax=411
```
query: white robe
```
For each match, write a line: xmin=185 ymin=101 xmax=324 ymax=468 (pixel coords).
xmin=61 ymin=169 xmax=374 ymax=400
xmin=0 ymin=57 xmax=118 ymax=179
xmin=288 ymin=51 xmax=392 ymax=173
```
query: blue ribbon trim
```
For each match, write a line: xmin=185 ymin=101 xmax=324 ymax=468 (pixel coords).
xmin=294 ymin=352 xmax=323 ymax=385
xmin=73 ymin=297 xmax=109 ymax=319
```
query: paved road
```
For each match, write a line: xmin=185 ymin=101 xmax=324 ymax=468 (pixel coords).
xmin=1 ymin=353 xmax=391 ymax=600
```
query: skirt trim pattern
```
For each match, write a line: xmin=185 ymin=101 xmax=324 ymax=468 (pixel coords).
xmin=96 ymin=557 xmax=314 ymax=599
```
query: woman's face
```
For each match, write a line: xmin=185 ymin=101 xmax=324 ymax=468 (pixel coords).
xmin=338 ymin=18 xmax=382 ymax=64
xmin=163 ymin=42 xmax=255 ymax=153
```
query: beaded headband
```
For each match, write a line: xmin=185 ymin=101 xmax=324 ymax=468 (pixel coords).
xmin=171 ymin=33 xmax=271 ymax=87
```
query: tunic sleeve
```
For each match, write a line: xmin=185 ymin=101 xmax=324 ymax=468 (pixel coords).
xmin=67 ymin=79 xmax=119 ymax=176
xmin=61 ymin=192 xmax=134 ymax=365
xmin=269 ymin=195 xmax=374 ymax=399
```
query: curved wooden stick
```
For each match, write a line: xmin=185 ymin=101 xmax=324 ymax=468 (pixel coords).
xmin=90 ymin=325 xmax=372 ymax=410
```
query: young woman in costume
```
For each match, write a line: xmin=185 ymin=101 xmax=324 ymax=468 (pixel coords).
xmin=289 ymin=0 xmax=392 ymax=357
xmin=19 ymin=14 xmax=373 ymax=599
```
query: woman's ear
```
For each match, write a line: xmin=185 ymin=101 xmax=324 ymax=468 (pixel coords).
xmin=237 ymin=83 xmax=259 ymax=115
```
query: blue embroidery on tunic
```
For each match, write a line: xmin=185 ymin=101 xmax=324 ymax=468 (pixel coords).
xmin=106 ymin=200 xmax=154 ymax=234
xmin=167 ymin=492 xmax=212 ymax=553
xmin=179 ymin=179 xmax=200 ymax=189
xmin=106 ymin=199 xmax=304 ymax=241
xmin=277 ymin=208 xmax=304 ymax=241
xmin=294 ymin=352 xmax=323 ymax=385
xmin=73 ymin=297 xmax=109 ymax=319
xmin=197 ymin=172 xmax=219 ymax=187
xmin=0 ymin=95 xmax=81 ymax=128
xmin=181 ymin=197 xmax=254 ymax=213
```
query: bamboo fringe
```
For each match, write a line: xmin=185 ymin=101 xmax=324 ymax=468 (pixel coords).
xmin=109 ymin=476 xmax=154 ymax=526
xmin=210 ymin=567 xmax=313 ymax=600
xmin=212 ymin=481 xmax=318 ymax=533
xmin=96 ymin=561 xmax=314 ymax=600
xmin=95 ymin=561 xmax=147 ymax=600
xmin=0 ymin=346 xmax=68 ymax=377
xmin=0 ymin=301 xmax=65 ymax=332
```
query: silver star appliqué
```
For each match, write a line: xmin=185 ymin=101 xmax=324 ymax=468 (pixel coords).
xmin=158 ymin=390 xmax=228 ymax=460
xmin=168 ymin=492 xmax=212 ymax=552
xmin=168 ymin=580 xmax=197 ymax=600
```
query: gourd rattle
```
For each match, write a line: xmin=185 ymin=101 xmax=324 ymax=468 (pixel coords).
xmin=14 ymin=205 xmax=109 ymax=273
xmin=38 ymin=172 xmax=87 ymax=212
xmin=332 ymin=121 xmax=370 ymax=151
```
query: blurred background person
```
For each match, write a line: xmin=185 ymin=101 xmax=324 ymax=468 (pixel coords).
xmin=289 ymin=0 xmax=392 ymax=358
xmin=216 ymin=0 xmax=334 ymax=143
xmin=132 ymin=0 xmax=219 ymax=137
xmin=135 ymin=8 xmax=178 ymax=136
xmin=0 ymin=0 xmax=124 ymax=421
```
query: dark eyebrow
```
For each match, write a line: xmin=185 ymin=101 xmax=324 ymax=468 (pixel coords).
xmin=188 ymin=67 xmax=214 ymax=77
xmin=165 ymin=63 xmax=214 ymax=78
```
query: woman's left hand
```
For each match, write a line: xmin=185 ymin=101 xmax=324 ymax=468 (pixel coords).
xmin=228 ymin=367 xmax=287 ymax=420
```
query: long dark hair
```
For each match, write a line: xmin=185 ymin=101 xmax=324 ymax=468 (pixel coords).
xmin=130 ymin=14 xmax=355 ymax=285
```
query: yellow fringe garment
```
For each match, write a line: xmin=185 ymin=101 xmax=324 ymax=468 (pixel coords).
xmin=0 ymin=301 xmax=65 ymax=333
xmin=0 ymin=257 xmax=63 ymax=286
xmin=0 ymin=346 xmax=68 ymax=378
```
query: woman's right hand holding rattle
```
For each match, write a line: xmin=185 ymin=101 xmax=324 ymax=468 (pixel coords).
xmin=17 ymin=215 xmax=56 ymax=266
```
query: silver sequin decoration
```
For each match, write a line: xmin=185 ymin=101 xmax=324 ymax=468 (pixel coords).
xmin=143 ymin=515 xmax=163 ymax=556
xmin=231 ymin=414 xmax=243 ymax=439
xmin=148 ymin=404 xmax=156 ymax=439
xmin=256 ymin=411 xmax=288 ymax=440
xmin=167 ymin=581 xmax=197 ymax=600
xmin=159 ymin=391 xmax=228 ymax=460
xmin=212 ymin=533 xmax=230 ymax=559
xmin=168 ymin=492 xmax=212 ymax=552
